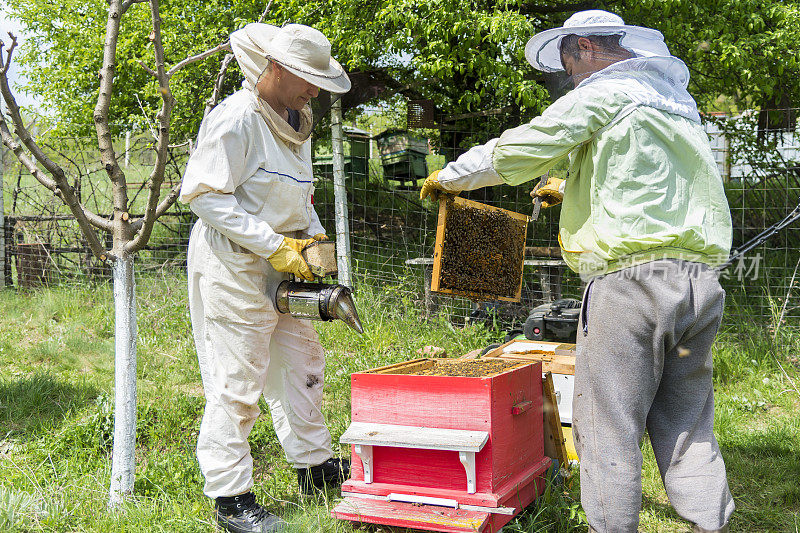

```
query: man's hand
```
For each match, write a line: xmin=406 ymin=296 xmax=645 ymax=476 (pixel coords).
xmin=312 ymin=233 xmax=329 ymax=241
xmin=268 ymin=237 xmax=315 ymax=281
xmin=420 ymin=170 xmax=446 ymax=201
xmin=530 ymin=176 xmax=565 ymax=208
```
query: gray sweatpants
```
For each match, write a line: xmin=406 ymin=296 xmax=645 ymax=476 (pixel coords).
xmin=573 ymin=259 xmax=734 ymax=532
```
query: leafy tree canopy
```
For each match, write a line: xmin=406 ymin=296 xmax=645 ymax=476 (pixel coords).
xmin=4 ymin=0 xmax=265 ymax=137
xmin=4 ymin=0 xmax=799 ymax=140
xmin=620 ymin=0 xmax=800 ymax=112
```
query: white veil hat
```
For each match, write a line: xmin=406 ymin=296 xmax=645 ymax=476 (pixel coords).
xmin=525 ymin=11 xmax=669 ymax=72
xmin=230 ymin=23 xmax=351 ymax=94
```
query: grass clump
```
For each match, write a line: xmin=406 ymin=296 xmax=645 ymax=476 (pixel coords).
xmin=0 ymin=276 xmax=799 ymax=532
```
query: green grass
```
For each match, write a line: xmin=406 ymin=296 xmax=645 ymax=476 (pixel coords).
xmin=0 ymin=276 xmax=799 ymax=532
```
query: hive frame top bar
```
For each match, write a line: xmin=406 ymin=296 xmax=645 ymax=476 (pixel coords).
xmin=448 ymin=196 xmax=531 ymax=222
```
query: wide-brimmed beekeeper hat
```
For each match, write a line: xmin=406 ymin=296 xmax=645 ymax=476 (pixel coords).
xmin=524 ymin=10 xmax=671 ymax=73
xmin=230 ymin=23 xmax=351 ymax=94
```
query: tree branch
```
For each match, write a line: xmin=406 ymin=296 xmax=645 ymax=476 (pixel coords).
xmin=121 ymin=0 xmax=148 ymax=15
xmin=0 ymin=115 xmax=112 ymax=231
xmin=138 ymin=60 xmax=157 ymax=78
xmin=166 ymin=40 xmax=232 ymax=78
xmin=153 ymin=181 xmax=181 ymax=218
xmin=126 ymin=0 xmax=175 ymax=253
xmin=1 ymin=34 xmax=113 ymax=251
xmin=131 ymin=0 xmax=259 ymax=247
xmin=130 ymin=181 xmax=181 ymax=233
xmin=258 ymin=0 xmax=275 ymax=23
xmin=94 ymin=0 xmax=131 ymax=252
xmin=0 ymin=118 xmax=56 ymax=192
xmin=0 ymin=123 xmax=111 ymax=260
xmin=0 ymin=32 xmax=17 ymax=75
xmin=1 ymin=35 xmax=70 ymax=183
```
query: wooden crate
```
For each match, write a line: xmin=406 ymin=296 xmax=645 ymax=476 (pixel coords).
xmin=431 ymin=196 xmax=528 ymax=302
xmin=482 ymin=340 xmax=578 ymax=459
xmin=334 ymin=358 xmax=551 ymax=533
xmin=301 ymin=240 xmax=337 ymax=277
xmin=482 ymin=339 xmax=576 ymax=375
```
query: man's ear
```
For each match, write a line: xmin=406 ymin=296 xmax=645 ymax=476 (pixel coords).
xmin=577 ymin=37 xmax=594 ymax=51
xmin=271 ymin=61 xmax=284 ymax=76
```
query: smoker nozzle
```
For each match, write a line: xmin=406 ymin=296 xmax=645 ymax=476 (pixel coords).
xmin=333 ymin=289 xmax=364 ymax=334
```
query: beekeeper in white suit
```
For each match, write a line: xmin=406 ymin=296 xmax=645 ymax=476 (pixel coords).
xmin=421 ymin=10 xmax=733 ymax=533
xmin=180 ymin=23 xmax=351 ymax=533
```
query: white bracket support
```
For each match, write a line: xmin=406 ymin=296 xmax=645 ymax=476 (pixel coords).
xmin=458 ymin=451 xmax=477 ymax=494
xmin=354 ymin=444 xmax=373 ymax=484
xmin=341 ymin=422 xmax=488 ymax=492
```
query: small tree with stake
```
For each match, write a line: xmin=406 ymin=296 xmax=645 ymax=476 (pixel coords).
xmin=0 ymin=0 xmax=234 ymax=506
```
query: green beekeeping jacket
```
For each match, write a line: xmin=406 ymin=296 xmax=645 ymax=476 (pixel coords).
xmin=492 ymin=73 xmax=732 ymax=277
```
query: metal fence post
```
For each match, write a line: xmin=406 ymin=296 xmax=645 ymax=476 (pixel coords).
xmin=124 ymin=130 xmax=131 ymax=168
xmin=331 ymin=98 xmax=353 ymax=287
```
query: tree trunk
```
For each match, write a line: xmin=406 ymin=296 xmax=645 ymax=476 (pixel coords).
xmin=0 ymin=146 xmax=5 ymax=289
xmin=109 ymin=254 xmax=137 ymax=506
xmin=2 ymin=0 xmax=233 ymax=508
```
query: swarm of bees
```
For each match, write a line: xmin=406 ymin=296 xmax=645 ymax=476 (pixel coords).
xmin=439 ymin=198 xmax=526 ymax=299
xmin=412 ymin=359 xmax=525 ymax=377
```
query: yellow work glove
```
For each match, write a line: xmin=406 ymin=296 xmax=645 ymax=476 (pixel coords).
xmin=312 ymin=233 xmax=329 ymax=241
xmin=530 ymin=176 xmax=565 ymax=208
xmin=268 ymin=237 xmax=315 ymax=281
xmin=420 ymin=169 xmax=446 ymax=201
xmin=283 ymin=236 xmax=316 ymax=254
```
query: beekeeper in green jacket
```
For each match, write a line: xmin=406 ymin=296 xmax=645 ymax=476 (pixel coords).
xmin=421 ymin=10 xmax=734 ymax=533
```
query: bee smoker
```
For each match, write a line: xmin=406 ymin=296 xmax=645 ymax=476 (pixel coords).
xmin=275 ymin=280 xmax=364 ymax=334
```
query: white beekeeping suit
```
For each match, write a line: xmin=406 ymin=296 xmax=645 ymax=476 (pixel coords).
xmin=180 ymin=23 xmax=351 ymax=502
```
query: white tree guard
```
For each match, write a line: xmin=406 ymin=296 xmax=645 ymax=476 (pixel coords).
xmin=331 ymin=98 xmax=353 ymax=288
xmin=109 ymin=255 xmax=137 ymax=506
xmin=0 ymin=146 xmax=5 ymax=289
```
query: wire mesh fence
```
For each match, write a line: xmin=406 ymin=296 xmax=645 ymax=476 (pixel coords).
xmin=2 ymin=106 xmax=799 ymax=330
xmin=0 ymin=130 xmax=193 ymax=287
xmin=707 ymin=109 xmax=800 ymax=329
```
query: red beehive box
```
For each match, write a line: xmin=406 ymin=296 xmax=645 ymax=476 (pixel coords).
xmin=333 ymin=358 xmax=551 ymax=533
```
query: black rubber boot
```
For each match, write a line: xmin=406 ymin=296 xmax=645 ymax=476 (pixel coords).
xmin=215 ymin=492 xmax=286 ymax=533
xmin=296 ymin=457 xmax=350 ymax=494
